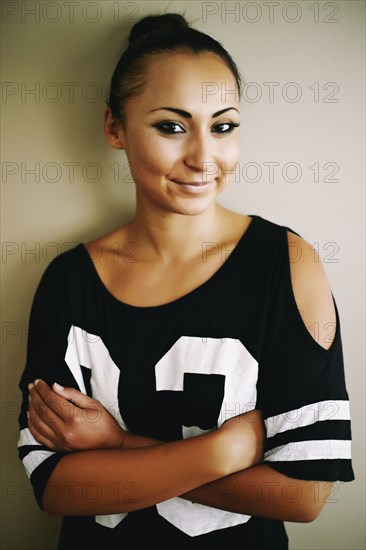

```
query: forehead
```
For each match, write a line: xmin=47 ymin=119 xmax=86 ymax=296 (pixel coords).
xmin=138 ymin=51 xmax=239 ymax=112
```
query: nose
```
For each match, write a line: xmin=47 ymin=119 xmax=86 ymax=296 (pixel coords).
xmin=183 ymin=132 xmax=219 ymax=178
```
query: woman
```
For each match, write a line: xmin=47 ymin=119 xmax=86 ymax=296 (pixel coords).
xmin=18 ymin=13 xmax=354 ymax=550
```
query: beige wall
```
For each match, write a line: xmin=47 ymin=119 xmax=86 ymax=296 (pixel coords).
xmin=1 ymin=1 xmax=364 ymax=549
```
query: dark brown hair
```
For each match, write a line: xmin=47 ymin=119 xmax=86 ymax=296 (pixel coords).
xmin=106 ymin=13 xmax=242 ymax=124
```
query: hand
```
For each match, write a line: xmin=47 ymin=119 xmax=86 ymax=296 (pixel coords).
xmin=27 ymin=379 xmax=127 ymax=452
xmin=217 ymin=409 xmax=265 ymax=475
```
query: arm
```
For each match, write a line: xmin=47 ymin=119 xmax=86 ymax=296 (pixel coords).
xmin=28 ymin=379 xmax=264 ymax=516
xmin=28 ymin=381 xmax=330 ymax=523
xmin=42 ymin=435 xmax=223 ymax=516
xmin=181 ymin=466 xmax=333 ymax=523
xmin=287 ymin=231 xmax=337 ymax=351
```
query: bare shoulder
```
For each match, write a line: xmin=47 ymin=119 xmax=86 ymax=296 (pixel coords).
xmin=287 ymin=230 xmax=337 ymax=350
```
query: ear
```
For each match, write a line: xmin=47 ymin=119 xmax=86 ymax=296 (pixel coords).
xmin=103 ymin=107 xmax=125 ymax=149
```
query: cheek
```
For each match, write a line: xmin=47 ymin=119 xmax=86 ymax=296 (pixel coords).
xmin=234 ymin=136 xmax=241 ymax=155
xmin=132 ymin=136 xmax=180 ymax=180
xmin=223 ymin=137 xmax=240 ymax=164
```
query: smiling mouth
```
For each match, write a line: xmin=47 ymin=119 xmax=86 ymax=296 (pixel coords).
xmin=172 ymin=180 xmax=214 ymax=186
xmin=169 ymin=179 xmax=216 ymax=194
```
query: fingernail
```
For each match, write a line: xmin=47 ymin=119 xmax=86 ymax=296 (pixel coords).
xmin=54 ymin=382 xmax=64 ymax=391
xmin=34 ymin=379 xmax=41 ymax=385
xmin=28 ymin=383 xmax=34 ymax=391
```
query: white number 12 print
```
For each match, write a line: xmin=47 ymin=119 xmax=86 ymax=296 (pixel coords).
xmin=65 ymin=328 xmax=258 ymax=536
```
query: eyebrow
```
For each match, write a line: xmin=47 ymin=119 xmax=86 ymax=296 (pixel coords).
xmin=148 ymin=107 xmax=239 ymax=118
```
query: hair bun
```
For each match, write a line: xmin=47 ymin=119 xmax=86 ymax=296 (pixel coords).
xmin=128 ymin=13 xmax=189 ymax=45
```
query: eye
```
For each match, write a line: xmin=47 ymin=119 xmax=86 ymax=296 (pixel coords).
xmin=153 ymin=121 xmax=185 ymax=134
xmin=212 ymin=122 xmax=241 ymax=134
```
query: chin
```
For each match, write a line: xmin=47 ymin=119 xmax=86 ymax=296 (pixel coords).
xmin=170 ymin=201 xmax=216 ymax=217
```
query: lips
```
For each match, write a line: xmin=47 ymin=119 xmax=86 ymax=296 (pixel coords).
xmin=172 ymin=180 xmax=214 ymax=186
xmin=170 ymin=179 xmax=215 ymax=194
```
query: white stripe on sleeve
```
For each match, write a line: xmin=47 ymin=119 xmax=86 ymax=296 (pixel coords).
xmin=22 ymin=450 xmax=56 ymax=477
xmin=265 ymin=400 xmax=350 ymax=438
xmin=264 ymin=439 xmax=351 ymax=462
xmin=18 ymin=427 xmax=43 ymax=448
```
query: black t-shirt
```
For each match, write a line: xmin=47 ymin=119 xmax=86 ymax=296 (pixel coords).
xmin=17 ymin=215 xmax=354 ymax=549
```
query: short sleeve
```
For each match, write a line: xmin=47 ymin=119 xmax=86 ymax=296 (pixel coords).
xmin=256 ymin=225 xmax=355 ymax=483
xmin=17 ymin=251 xmax=80 ymax=509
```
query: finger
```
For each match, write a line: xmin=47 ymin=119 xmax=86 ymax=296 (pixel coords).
xmin=29 ymin=382 xmax=60 ymax=423
xmin=28 ymin=395 xmax=65 ymax=441
xmin=27 ymin=411 xmax=58 ymax=450
xmin=28 ymin=395 xmax=79 ymax=452
xmin=27 ymin=403 xmax=60 ymax=441
xmin=31 ymin=379 xmax=74 ymax=422
xmin=52 ymin=383 xmax=96 ymax=410
xmin=29 ymin=382 xmax=73 ymax=427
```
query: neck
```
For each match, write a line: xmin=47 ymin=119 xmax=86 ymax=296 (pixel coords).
xmin=125 ymin=202 xmax=229 ymax=264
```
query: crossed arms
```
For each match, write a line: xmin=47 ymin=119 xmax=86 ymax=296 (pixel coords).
xmin=28 ymin=379 xmax=333 ymax=522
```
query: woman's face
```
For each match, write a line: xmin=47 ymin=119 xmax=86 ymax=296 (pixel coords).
xmin=108 ymin=51 xmax=241 ymax=216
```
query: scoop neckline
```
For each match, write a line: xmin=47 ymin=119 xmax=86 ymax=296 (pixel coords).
xmin=78 ymin=214 xmax=259 ymax=313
